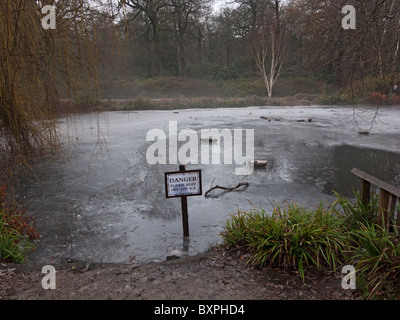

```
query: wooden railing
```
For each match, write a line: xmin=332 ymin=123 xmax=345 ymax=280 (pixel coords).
xmin=351 ymin=168 xmax=400 ymax=230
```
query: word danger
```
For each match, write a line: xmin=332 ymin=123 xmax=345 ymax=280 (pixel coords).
xmin=168 ymin=176 xmax=198 ymax=183
xmin=146 ymin=121 xmax=255 ymax=175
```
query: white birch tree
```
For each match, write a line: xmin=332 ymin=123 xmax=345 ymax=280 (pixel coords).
xmin=251 ymin=0 xmax=286 ymax=99
xmin=252 ymin=29 xmax=286 ymax=98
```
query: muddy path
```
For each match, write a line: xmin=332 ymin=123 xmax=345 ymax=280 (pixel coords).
xmin=1 ymin=249 xmax=356 ymax=300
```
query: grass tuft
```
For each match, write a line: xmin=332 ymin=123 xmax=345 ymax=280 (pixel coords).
xmin=221 ymin=191 xmax=400 ymax=299
xmin=0 ymin=184 xmax=39 ymax=263
xmin=221 ymin=201 xmax=349 ymax=281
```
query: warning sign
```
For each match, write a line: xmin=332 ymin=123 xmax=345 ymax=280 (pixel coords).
xmin=164 ymin=170 xmax=202 ymax=198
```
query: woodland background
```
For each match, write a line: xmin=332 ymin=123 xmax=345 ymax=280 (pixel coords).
xmin=1 ymin=0 xmax=400 ymax=162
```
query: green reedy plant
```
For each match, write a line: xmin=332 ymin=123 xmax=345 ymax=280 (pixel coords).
xmin=0 ymin=184 xmax=38 ymax=263
xmin=331 ymin=189 xmax=379 ymax=231
xmin=221 ymin=190 xmax=400 ymax=298
xmin=0 ymin=217 xmax=32 ymax=264
xmin=352 ymin=224 xmax=400 ymax=299
xmin=221 ymin=202 xmax=349 ymax=281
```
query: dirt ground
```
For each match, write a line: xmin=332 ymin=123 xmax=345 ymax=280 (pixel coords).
xmin=0 ymin=248 xmax=358 ymax=300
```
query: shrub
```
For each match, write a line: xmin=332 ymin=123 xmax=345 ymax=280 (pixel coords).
xmin=131 ymin=97 xmax=154 ymax=110
xmin=273 ymin=77 xmax=321 ymax=97
xmin=0 ymin=184 xmax=39 ymax=263
xmin=138 ymin=77 xmax=221 ymax=98
xmin=353 ymin=224 xmax=400 ymax=299
xmin=391 ymin=95 xmax=400 ymax=105
xmin=73 ymin=90 xmax=98 ymax=108
xmin=317 ymin=94 xmax=346 ymax=105
xmin=210 ymin=65 xmax=239 ymax=80
xmin=366 ymin=92 xmax=389 ymax=105
xmin=362 ymin=77 xmax=390 ymax=95
xmin=332 ymin=190 xmax=379 ymax=231
xmin=221 ymin=202 xmax=349 ymax=281
xmin=186 ymin=63 xmax=212 ymax=79
xmin=218 ymin=78 xmax=265 ymax=97
xmin=221 ymin=190 xmax=400 ymax=299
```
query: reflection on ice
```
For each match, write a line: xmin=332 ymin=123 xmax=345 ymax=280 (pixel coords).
xmin=264 ymin=158 xmax=293 ymax=183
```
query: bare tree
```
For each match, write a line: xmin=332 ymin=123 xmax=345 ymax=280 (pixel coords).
xmin=252 ymin=31 xmax=286 ymax=98
xmin=121 ymin=0 xmax=169 ymax=76
xmin=251 ymin=0 xmax=287 ymax=98
xmin=292 ymin=0 xmax=400 ymax=84
xmin=168 ymin=0 xmax=208 ymax=77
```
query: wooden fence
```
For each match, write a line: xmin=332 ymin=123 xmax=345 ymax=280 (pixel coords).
xmin=351 ymin=168 xmax=400 ymax=230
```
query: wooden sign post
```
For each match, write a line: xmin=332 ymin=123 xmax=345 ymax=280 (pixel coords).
xmin=165 ymin=165 xmax=202 ymax=237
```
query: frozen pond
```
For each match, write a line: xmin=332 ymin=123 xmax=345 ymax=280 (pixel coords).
xmin=15 ymin=106 xmax=400 ymax=265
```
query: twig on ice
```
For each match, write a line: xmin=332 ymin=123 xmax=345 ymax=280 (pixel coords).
xmin=204 ymin=182 xmax=249 ymax=198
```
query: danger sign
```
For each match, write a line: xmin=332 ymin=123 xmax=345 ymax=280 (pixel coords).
xmin=164 ymin=170 xmax=202 ymax=198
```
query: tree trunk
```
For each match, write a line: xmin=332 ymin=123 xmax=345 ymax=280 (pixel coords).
xmin=197 ymin=28 xmax=202 ymax=64
xmin=153 ymin=18 xmax=162 ymax=76
xmin=177 ymin=38 xmax=186 ymax=77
